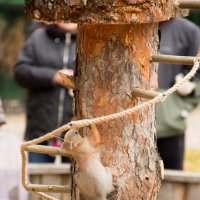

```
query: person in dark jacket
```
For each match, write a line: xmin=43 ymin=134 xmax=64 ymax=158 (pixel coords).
xmin=14 ymin=23 xmax=77 ymax=163
xmin=156 ymin=17 xmax=200 ymax=170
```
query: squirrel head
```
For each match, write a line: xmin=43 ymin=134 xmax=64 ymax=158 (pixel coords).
xmin=61 ymin=128 xmax=84 ymax=155
xmin=61 ymin=124 xmax=100 ymax=155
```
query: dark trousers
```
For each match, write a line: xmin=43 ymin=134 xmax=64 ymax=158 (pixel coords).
xmin=157 ymin=134 xmax=185 ymax=170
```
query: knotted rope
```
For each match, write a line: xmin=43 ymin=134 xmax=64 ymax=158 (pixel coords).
xmin=21 ymin=51 xmax=200 ymax=200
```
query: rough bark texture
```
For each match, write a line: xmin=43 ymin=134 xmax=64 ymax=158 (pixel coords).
xmin=25 ymin=0 xmax=187 ymax=23
xmin=72 ymin=24 xmax=162 ymax=200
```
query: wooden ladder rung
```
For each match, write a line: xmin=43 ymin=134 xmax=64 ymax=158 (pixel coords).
xmin=132 ymin=88 xmax=159 ymax=100
xmin=177 ymin=0 xmax=200 ymax=9
xmin=151 ymin=54 xmax=194 ymax=65
xmin=24 ymin=145 xmax=70 ymax=157
xmin=25 ymin=184 xmax=70 ymax=193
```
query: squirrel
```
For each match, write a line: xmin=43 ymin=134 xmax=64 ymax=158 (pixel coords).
xmin=61 ymin=124 xmax=113 ymax=200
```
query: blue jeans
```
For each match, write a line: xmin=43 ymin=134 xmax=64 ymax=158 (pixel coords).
xmin=29 ymin=152 xmax=71 ymax=163
xmin=29 ymin=152 xmax=55 ymax=163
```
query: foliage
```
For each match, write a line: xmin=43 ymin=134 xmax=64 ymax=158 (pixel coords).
xmin=186 ymin=10 xmax=200 ymax=27
xmin=0 ymin=17 xmax=25 ymax=75
xmin=0 ymin=0 xmax=23 ymax=4
xmin=184 ymin=149 xmax=200 ymax=172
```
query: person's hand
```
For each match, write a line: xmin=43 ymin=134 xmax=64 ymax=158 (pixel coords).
xmin=53 ymin=69 xmax=75 ymax=89
xmin=60 ymin=69 xmax=74 ymax=76
xmin=175 ymin=73 xmax=196 ymax=96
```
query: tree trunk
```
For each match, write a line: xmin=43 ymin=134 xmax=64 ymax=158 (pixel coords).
xmin=72 ymin=23 xmax=162 ymax=200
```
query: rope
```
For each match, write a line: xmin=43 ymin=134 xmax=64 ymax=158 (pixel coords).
xmin=21 ymin=52 xmax=200 ymax=200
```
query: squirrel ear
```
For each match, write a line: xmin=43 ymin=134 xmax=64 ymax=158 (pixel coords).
xmin=87 ymin=124 xmax=101 ymax=148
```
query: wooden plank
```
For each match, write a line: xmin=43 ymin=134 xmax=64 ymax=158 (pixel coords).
xmin=158 ymin=182 xmax=185 ymax=200
xmin=28 ymin=164 xmax=71 ymax=199
xmin=62 ymin=175 xmax=71 ymax=200
xmin=185 ymin=183 xmax=200 ymax=200
xmin=164 ymin=170 xmax=200 ymax=183
xmin=63 ymin=193 xmax=71 ymax=200
xmin=29 ymin=167 xmax=71 ymax=200
xmin=28 ymin=163 xmax=70 ymax=175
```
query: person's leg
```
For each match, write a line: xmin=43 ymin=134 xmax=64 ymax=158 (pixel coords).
xmin=61 ymin=156 xmax=71 ymax=163
xmin=28 ymin=152 xmax=55 ymax=163
xmin=157 ymin=134 xmax=185 ymax=170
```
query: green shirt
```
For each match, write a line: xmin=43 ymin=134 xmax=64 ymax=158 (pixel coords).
xmin=156 ymin=80 xmax=200 ymax=138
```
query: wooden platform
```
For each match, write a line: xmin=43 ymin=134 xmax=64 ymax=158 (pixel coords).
xmin=28 ymin=164 xmax=200 ymax=200
xmin=28 ymin=164 xmax=71 ymax=200
xmin=159 ymin=170 xmax=200 ymax=200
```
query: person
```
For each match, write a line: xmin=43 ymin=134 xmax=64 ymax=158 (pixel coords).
xmin=14 ymin=23 xmax=77 ymax=163
xmin=156 ymin=17 xmax=200 ymax=170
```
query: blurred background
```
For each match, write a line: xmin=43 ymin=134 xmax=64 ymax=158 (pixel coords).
xmin=0 ymin=1 xmax=200 ymax=200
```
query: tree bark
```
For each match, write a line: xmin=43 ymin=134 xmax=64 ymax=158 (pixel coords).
xmin=25 ymin=0 xmax=188 ymax=23
xmin=72 ymin=23 xmax=162 ymax=200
